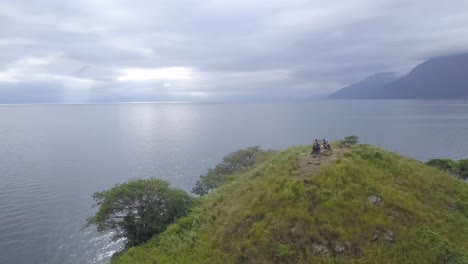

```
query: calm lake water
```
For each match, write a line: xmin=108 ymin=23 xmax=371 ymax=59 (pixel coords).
xmin=1 ymin=100 xmax=468 ymax=264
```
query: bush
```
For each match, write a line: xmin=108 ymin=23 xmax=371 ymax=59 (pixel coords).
xmin=425 ymin=158 xmax=468 ymax=180
xmin=425 ymin=159 xmax=456 ymax=172
xmin=457 ymin=160 xmax=468 ymax=178
xmin=339 ymin=135 xmax=359 ymax=147
xmin=192 ymin=146 xmax=273 ymax=196
xmin=86 ymin=178 xmax=193 ymax=248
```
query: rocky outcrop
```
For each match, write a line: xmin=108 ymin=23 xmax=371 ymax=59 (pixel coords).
xmin=368 ymin=195 xmax=382 ymax=205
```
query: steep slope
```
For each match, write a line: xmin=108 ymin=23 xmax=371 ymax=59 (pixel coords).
xmin=329 ymin=53 xmax=468 ymax=99
xmin=379 ymin=53 xmax=468 ymax=99
xmin=328 ymin=73 xmax=399 ymax=99
xmin=113 ymin=145 xmax=468 ymax=264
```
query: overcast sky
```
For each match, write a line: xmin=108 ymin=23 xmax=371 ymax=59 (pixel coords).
xmin=1 ymin=0 xmax=468 ymax=103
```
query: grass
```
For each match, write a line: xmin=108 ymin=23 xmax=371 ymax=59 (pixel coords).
xmin=113 ymin=144 xmax=468 ymax=264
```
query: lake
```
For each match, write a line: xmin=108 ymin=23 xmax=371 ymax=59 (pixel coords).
xmin=1 ymin=100 xmax=468 ymax=264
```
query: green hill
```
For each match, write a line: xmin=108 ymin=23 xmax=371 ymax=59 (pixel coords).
xmin=113 ymin=144 xmax=468 ymax=264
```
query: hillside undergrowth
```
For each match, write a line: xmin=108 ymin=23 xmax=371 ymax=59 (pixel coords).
xmin=113 ymin=144 xmax=468 ymax=264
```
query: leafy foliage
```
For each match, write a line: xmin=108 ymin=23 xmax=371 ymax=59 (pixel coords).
xmin=86 ymin=178 xmax=193 ymax=248
xmin=339 ymin=135 xmax=359 ymax=147
xmin=425 ymin=158 xmax=457 ymax=171
xmin=192 ymin=146 xmax=274 ymax=195
xmin=458 ymin=160 xmax=468 ymax=179
xmin=426 ymin=158 xmax=468 ymax=180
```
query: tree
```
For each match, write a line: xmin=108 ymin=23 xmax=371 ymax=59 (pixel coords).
xmin=425 ymin=159 xmax=456 ymax=172
xmin=86 ymin=178 xmax=193 ymax=248
xmin=338 ymin=135 xmax=359 ymax=147
xmin=425 ymin=158 xmax=468 ymax=180
xmin=456 ymin=159 xmax=468 ymax=180
xmin=192 ymin=146 xmax=273 ymax=196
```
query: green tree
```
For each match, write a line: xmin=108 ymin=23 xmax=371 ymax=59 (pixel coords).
xmin=86 ymin=178 xmax=193 ymax=248
xmin=425 ymin=159 xmax=456 ymax=172
xmin=192 ymin=146 xmax=273 ymax=196
xmin=425 ymin=158 xmax=468 ymax=180
xmin=338 ymin=135 xmax=359 ymax=147
xmin=456 ymin=159 xmax=468 ymax=179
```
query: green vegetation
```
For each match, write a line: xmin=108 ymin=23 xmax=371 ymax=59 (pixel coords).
xmin=339 ymin=135 xmax=359 ymax=147
xmin=192 ymin=146 xmax=274 ymax=196
xmin=86 ymin=178 xmax=193 ymax=248
xmin=111 ymin=143 xmax=468 ymax=264
xmin=426 ymin=158 xmax=468 ymax=180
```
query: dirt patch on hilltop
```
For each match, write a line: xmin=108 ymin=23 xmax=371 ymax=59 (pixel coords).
xmin=299 ymin=148 xmax=349 ymax=178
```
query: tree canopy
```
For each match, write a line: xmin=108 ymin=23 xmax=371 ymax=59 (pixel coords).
xmin=340 ymin=135 xmax=359 ymax=146
xmin=192 ymin=146 xmax=273 ymax=196
xmin=425 ymin=158 xmax=468 ymax=180
xmin=86 ymin=178 xmax=193 ymax=248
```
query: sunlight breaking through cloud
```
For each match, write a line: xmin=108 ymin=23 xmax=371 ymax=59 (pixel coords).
xmin=116 ymin=67 xmax=195 ymax=82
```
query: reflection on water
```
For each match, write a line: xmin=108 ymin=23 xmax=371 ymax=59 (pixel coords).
xmin=1 ymin=100 xmax=468 ymax=263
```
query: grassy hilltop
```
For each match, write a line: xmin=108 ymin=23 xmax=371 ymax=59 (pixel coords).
xmin=113 ymin=144 xmax=468 ymax=264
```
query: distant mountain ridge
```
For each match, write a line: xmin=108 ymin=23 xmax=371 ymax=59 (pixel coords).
xmin=328 ymin=72 xmax=399 ymax=99
xmin=329 ymin=53 xmax=468 ymax=99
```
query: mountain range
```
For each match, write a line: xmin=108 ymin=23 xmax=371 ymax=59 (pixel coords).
xmin=329 ymin=53 xmax=468 ymax=99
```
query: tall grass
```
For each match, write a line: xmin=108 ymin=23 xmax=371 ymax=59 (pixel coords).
xmin=114 ymin=144 xmax=468 ymax=264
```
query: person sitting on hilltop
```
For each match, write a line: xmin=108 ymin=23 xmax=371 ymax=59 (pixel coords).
xmin=322 ymin=138 xmax=332 ymax=151
xmin=311 ymin=139 xmax=321 ymax=154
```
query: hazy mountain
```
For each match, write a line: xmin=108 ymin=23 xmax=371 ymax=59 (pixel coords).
xmin=379 ymin=53 xmax=468 ymax=99
xmin=328 ymin=72 xmax=399 ymax=99
xmin=329 ymin=53 xmax=468 ymax=99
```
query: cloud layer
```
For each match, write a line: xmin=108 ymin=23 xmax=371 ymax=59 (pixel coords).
xmin=1 ymin=0 xmax=468 ymax=103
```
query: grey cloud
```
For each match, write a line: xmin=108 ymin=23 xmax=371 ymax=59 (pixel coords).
xmin=1 ymin=0 xmax=468 ymax=102
xmin=0 ymin=82 xmax=68 ymax=103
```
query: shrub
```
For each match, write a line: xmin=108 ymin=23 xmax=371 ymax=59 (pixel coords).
xmin=192 ymin=146 xmax=273 ymax=195
xmin=425 ymin=158 xmax=468 ymax=180
xmin=425 ymin=159 xmax=456 ymax=172
xmin=86 ymin=178 xmax=193 ymax=248
xmin=339 ymin=135 xmax=359 ymax=147
xmin=457 ymin=160 xmax=468 ymax=179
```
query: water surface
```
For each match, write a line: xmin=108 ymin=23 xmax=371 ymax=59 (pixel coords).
xmin=1 ymin=100 xmax=468 ymax=264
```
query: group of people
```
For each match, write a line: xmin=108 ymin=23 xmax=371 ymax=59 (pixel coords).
xmin=311 ymin=138 xmax=332 ymax=154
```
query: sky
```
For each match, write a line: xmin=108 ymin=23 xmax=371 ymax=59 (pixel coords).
xmin=1 ymin=0 xmax=468 ymax=103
